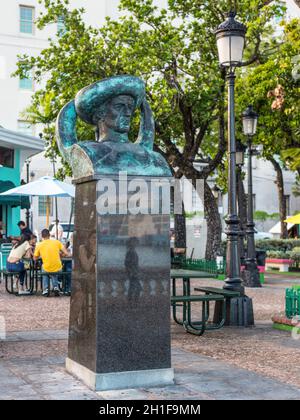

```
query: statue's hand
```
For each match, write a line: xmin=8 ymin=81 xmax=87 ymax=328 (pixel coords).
xmin=136 ymin=98 xmax=155 ymax=151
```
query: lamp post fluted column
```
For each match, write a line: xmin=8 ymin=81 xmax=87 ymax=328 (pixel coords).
xmin=224 ymin=71 xmax=244 ymax=294
xmin=241 ymin=105 xmax=261 ymax=287
xmin=243 ymin=136 xmax=261 ymax=287
xmin=25 ymin=159 xmax=31 ymax=228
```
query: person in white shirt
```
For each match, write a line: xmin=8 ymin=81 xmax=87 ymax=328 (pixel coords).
xmin=50 ymin=219 xmax=64 ymax=241
xmin=7 ymin=234 xmax=33 ymax=294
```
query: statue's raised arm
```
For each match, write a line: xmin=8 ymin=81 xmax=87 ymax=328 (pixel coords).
xmin=56 ymin=75 xmax=171 ymax=179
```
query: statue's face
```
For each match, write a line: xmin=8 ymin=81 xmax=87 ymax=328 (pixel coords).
xmin=104 ymin=95 xmax=135 ymax=133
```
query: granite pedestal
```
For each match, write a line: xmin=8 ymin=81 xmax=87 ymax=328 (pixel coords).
xmin=66 ymin=176 xmax=174 ymax=390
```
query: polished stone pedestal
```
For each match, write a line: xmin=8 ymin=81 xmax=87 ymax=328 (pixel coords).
xmin=67 ymin=176 xmax=174 ymax=390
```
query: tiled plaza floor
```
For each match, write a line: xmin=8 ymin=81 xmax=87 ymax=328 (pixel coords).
xmin=1 ymin=329 xmax=300 ymax=400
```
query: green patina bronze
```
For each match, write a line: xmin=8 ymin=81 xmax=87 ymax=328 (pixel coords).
xmin=56 ymin=75 xmax=172 ymax=178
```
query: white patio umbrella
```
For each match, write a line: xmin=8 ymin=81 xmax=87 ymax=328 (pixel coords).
xmin=0 ymin=176 xmax=75 ymax=234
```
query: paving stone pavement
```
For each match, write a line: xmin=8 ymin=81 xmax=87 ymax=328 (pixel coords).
xmin=1 ymin=330 xmax=300 ymax=400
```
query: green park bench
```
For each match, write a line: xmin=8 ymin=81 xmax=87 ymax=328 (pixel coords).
xmin=171 ymin=293 xmax=226 ymax=336
xmin=36 ymin=270 xmax=71 ymax=297
xmin=1 ymin=269 xmax=33 ymax=295
xmin=194 ymin=286 xmax=241 ymax=325
xmin=194 ymin=286 xmax=241 ymax=298
xmin=1 ymin=270 xmax=18 ymax=295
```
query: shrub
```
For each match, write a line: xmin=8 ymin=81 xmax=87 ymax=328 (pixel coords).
xmin=290 ymin=247 xmax=300 ymax=266
xmin=256 ymin=239 xmax=300 ymax=252
xmin=266 ymin=250 xmax=292 ymax=259
xmin=254 ymin=211 xmax=269 ymax=221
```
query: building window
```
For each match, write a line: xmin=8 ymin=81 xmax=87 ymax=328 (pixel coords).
xmin=19 ymin=71 xmax=33 ymax=90
xmin=0 ymin=147 xmax=14 ymax=168
xmin=285 ymin=195 xmax=290 ymax=216
xmin=18 ymin=120 xmax=34 ymax=136
xmin=57 ymin=16 xmax=66 ymax=34
xmin=38 ymin=196 xmax=53 ymax=217
xmin=20 ymin=6 xmax=34 ymax=34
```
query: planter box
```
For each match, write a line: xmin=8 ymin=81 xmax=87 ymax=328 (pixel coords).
xmin=265 ymin=258 xmax=294 ymax=272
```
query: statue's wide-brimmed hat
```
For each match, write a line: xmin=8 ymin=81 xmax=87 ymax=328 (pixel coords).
xmin=75 ymin=75 xmax=145 ymax=125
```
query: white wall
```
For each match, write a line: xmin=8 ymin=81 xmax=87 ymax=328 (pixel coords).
xmin=20 ymin=151 xmax=73 ymax=233
xmin=286 ymin=0 xmax=300 ymax=17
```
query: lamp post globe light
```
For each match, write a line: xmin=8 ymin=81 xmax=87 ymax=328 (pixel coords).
xmin=214 ymin=12 xmax=255 ymax=326
xmin=215 ymin=11 xmax=246 ymax=68
xmin=242 ymin=106 xmax=261 ymax=288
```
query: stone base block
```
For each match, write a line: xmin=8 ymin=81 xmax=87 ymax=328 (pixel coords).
xmin=66 ymin=358 xmax=174 ymax=391
xmin=214 ymin=296 xmax=255 ymax=327
xmin=229 ymin=296 xmax=255 ymax=326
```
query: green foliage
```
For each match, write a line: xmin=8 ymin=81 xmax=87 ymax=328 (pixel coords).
xmin=236 ymin=17 xmax=300 ymax=172
xmin=254 ymin=210 xmax=269 ymax=221
xmin=266 ymin=250 xmax=291 ymax=259
xmin=292 ymin=176 xmax=300 ymax=197
xmin=13 ymin=0 xmax=286 ymax=179
xmin=282 ymin=148 xmax=300 ymax=171
xmin=185 ymin=211 xmax=205 ymax=219
xmin=290 ymin=246 xmax=300 ymax=266
xmin=254 ymin=210 xmax=280 ymax=220
xmin=256 ymin=238 xmax=300 ymax=251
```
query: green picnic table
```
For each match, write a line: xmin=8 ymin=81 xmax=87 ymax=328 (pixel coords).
xmin=171 ymin=269 xmax=216 ymax=300
xmin=170 ymin=269 xmax=226 ymax=335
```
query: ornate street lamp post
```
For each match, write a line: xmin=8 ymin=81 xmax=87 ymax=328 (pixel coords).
xmin=214 ymin=12 xmax=255 ymax=326
xmin=25 ymin=158 xmax=31 ymax=228
xmin=242 ymin=105 xmax=262 ymax=287
xmin=236 ymin=141 xmax=247 ymax=266
xmin=215 ymin=11 xmax=246 ymax=294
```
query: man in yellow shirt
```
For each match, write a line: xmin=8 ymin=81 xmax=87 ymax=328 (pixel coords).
xmin=34 ymin=229 xmax=69 ymax=296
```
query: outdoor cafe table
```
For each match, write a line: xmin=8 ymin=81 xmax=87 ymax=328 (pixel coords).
xmin=23 ymin=257 xmax=72 ymax=294
xmin=170 ymin=269 xmax=216 ymax=326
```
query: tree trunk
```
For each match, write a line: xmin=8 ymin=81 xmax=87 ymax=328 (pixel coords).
xmin=174 ymin=209 xmax=186 ymax=249
xmin=237 ymin=167 xmax=247 ymax=263
xmin=270 ymin=157 xmax=288 ymax=239
xmin=204 ymin=180 xmax=222 ymax=260
xmin=171 ymin=182 xmax=187 ymax=249
xmin=293 ymin=1 xmax=300 ymax=8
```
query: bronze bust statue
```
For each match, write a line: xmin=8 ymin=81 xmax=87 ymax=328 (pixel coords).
xmin=56 ymin=75 xmax=171 ymax=178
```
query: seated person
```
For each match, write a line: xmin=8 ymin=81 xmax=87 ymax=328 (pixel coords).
xmin=50 ymin=219 xmax=64 ymax=241
xmin=6 ymin=234 xmax=32 ymax=294
xmin=63 ymin=233 xmax=73 ymax=295
xmin=34 ymin=229 xmax=69 ymax=297
xmin=23 ymin=235 xmax=38 ymax=270
xmin=9 ymin=221 xmax=32 ymax=242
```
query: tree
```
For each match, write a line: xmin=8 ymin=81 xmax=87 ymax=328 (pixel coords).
xmin=236 ymin=18 xmax=300 ymax=238
xmin=14 ymin=0 xmax=285 ymax=258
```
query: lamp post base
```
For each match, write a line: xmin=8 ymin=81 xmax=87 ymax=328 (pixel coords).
xmin=242 ymin=263 xmax=261 ymax=288
xmin=214 ymin=296 xmax=255 ymax=327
